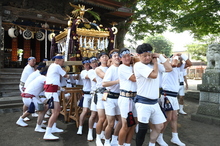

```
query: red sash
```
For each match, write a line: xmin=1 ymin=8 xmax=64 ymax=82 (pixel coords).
xmin=21 ymin=93 xmax=35 ymax=98
xmin=44 ymin=84 xmax=59 ymax=92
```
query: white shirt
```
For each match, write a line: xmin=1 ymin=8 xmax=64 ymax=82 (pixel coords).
xmin=118 ymin=64 xmax=137 ymax=92
xmin=24 ymin=75 xmax=46 ymax=97
xmin=88 ymin=69 xmax=97 ymax=92
xmin=95 ymin=66 xmax=108 ymax=88
xmin=45 ymin=63 xmax=66 ymax=86
xmin=103 ymin=65 xmax=120 ymax=93
xmin=20 ymin=64 xmax=35 ymax=83
xmin=162 ymin=67 xmax=179 ymax=92
xmin=178 ymin=63 xmax=187 ymax=83
xmin=80 ymin=70 xmax=91 ymax=91
xmin=24 ymin=70 xmax=41 ymax=88
xmin=134 ymin=62 xmax=165 ymax=99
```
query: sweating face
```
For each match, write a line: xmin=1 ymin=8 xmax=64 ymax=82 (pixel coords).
xmin=138 ymin=52 xmax=152 ymax=64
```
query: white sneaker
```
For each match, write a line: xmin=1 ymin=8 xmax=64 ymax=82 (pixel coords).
xmin=156 ymin=134 xmax=168 ymax=146
xmin=23 ymin=117 xmax=30 ymax=121
xmin=35 ymin=126 xmax=46 ymax=132
xmin=41 ymin=123 xmax=47 ymax=128
xmin=179 ymin=110 xmax=187 ymax=115
xmin=96 ymin=137 xmax=104 ymax=146
xmin=104 ymin=141 xmax=111 ymax=146
xmin=77 ymin=126 xmax=83 ymax=135
xmin=42 ymin=120 xmax=47 ymax=124
xmin=87 ymin=129 xmax=93 ymax=141
xmin=16 ymin=117 xmax=28 ymax=127
xmin=32 ymin=113 xmax=38 ymax=117
xmin=51 ymin=126 xmax=64 ymax=133
xmin=110 ymin=140 xmax=118 ymax=146
xmin=43 ymin=127 xmax=59 ymax=140
xmin=100 ymin=131 xmax=105 ymax=140
xmin=44 ymin=114 xmax=50 ymax=118
xmin=171 ymin=137 xmax=185 ymax=146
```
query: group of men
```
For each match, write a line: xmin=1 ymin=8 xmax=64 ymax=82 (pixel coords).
xmin=77 ymin=43 xmax=192 ymax=146
xmin=16 ymin=55 xmax=69 ymax=140
xmin=16 ymin=42 xmax=191 ymax=146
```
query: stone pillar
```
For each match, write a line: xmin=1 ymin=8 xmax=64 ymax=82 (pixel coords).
xmin=192 ymin=44 xmax=220 ymax=126
xmin=0 ymin=3 xmax=4 ymax=70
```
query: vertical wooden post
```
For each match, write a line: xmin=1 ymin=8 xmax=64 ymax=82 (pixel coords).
xmin=0 ymin=3 xmax=3 ymax=69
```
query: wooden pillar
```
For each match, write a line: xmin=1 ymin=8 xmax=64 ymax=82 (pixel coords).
xmin=35 ymin=40 xmax=40 ymax=62
xmin=0 ymin=3 xmax=4 ymax=69
xmin=23 ymin=39 xmax=31 ymax=59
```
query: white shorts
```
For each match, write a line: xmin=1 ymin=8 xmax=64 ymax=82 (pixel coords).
xmin=96 ymin=93 xmax=105 ymax=110
xmin=22 ymin=97 xmax=42 ymax=111
xmin=90 ymin=94 xmax=97 ymax=112
xmin=104 ymin=98 xmax=120 ymax=116
xmin=160 ymin=95 xmax=179 ymax=110
xmin=45 ymin=92 xmax=59 ymax=102
xmin=178 ymin=85 xmax=185 ymax=96
xmin=135 ymin=102 xmax=166 ymax=124
xmin=118 ymin=96 xmax=137 ymax=118
xmin=83 ymin=94 xmax=92 ymax=108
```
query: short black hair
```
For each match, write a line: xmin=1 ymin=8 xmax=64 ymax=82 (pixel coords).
xmin=97 ymin=52 xmax=108 ymax=59
xmin=136 ymin=43 xmax=153 ymax=54
xmin=119 ymin=48 xmax=129 ymax=55
xmin=36 ymin=62 xmax=46 ymax=70
xmin=40 ymin=66 xmax=49 ymax=75
xmin=82 ymin=57 xmax=90 ymax=64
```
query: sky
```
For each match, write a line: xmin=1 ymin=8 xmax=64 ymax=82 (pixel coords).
xmin=125 ymin=30 xmax=194 ymax=53
xmin=163 ymin=30 xmax=194 ymax=52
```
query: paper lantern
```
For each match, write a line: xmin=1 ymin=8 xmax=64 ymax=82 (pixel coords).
xmin=8 ymin=27 xmax=19 ymax=38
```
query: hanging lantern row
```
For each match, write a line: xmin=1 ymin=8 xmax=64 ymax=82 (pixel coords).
xmin=8 ymin=27 xmax=55 ymax=41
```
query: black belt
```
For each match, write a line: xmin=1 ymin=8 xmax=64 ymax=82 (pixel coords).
xmin=162 ymin=90 xmax=178 ymax=97
xmin=96 ymin=87 xmax=106 ymax=94
xmin=180 ymin=82 xmax=184 ymax=85
xmin=107 ymin=92 xmax=120 ymax=99
xmin=83 ymin=91 xmax=90 ymax=94
xmin=120 ymin=90 xmax=137 ymax=98
xmin=134 ymin=95 xmax=158 ymax=105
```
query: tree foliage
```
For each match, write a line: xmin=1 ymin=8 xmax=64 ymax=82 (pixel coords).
xmin=143 ymin=35 xmax=172 ymax=56
xmin=186 ymin=43 xmax=207 ymax=62
xmin=114 ymin=0 xmax=220 ymax=49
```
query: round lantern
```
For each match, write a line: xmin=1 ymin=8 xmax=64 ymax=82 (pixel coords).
xmin=48 ymin=32 xmax=55 ymax=41
xmin=8 ymin=27 xmax=19 ymax=38
xmin=23 ymin=29 xmax=33 ymax=40
xmin=35 ymin=31 xmax=45 ymax=41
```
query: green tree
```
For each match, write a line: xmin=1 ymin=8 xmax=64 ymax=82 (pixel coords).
xmin=143 ymin=35 xmax=172 ymax=56
xmin=115 ymin=0 xmax=220 ymax=49
xmin=186 ymin=43 xmax=207 ymax=62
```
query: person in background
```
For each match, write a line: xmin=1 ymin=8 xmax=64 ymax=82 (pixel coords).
xmin=87 ymin=56 xmax=99 ymax=141
xmin=102 ymin=49 xmax=121 ymax=146
xmin=16 ymin=66 xmax=49 ymax=132
xmin=77 ymin=57 xmax=92 ymax=135
xmin=118 ymin=48 xmax=137 ymax=146
xmin=177 ymin=56 xmax=192 ymax=115
xmin=24 ymin=62 xmax=46 ymax=118
xmin=95 ymin=52 xmax=109 ymax=146
xmin=43 ymin=54 xmax=69 ymax=140
xmin=157 ymin=53 xmax=191 ymax=146
xmin=134 ymin=43 xmax=172 ymax=146
xmin=19 ymin=57 xmax=36 ymax=121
